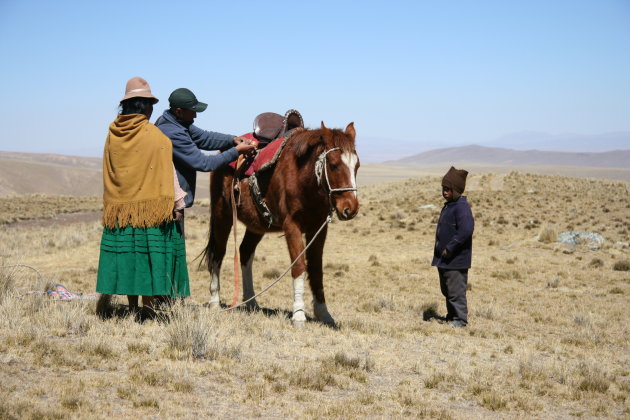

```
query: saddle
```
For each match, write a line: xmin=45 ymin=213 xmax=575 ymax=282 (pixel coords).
xmin=253 ymin=109 xmax=304 ymax=144
xmin=231 ymin=109 xmax=304 ymax=228
xmin=232 ymin=109 xmax=305 ymax=175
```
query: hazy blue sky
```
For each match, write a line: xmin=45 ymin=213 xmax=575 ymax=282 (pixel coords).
xmin=0 ymin=0 xmax=628 ymax=161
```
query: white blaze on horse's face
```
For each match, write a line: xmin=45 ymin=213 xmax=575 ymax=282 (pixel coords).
xmin=341 ymin=152 xmax=358 ymax=197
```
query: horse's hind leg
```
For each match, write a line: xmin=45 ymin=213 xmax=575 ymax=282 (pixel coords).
xmin=306 ymin=225 xmax=335 ymax=326
xmin=208 ymin=218 xmax=231 ymax=308
xmin=207 ymin=176 xmax=233 ymax=309
xmin=239 ymin=229 xmax=264 ymax=310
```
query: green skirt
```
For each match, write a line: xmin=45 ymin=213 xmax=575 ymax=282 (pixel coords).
xmin=96 ymin=221 xmax=190 ymax=297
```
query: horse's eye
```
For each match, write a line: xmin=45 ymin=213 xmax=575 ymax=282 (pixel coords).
xmin=330 ymin=164 xmax=338 ymax=171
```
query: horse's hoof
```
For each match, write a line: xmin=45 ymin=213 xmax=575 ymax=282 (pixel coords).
xmin=292 ymin=308 xmax=306 ymax=328
xmin=206 ymin=300 xmax=221 ymax=309
xmin=244 ymin=300 xmax=260 ymax=312
xmin=322 ymin=318 xmax=337 ymax=327
xmin=313 ymin=302 xmax=335 ymax=326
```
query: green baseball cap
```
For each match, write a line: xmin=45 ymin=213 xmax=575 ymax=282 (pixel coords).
xmin=168 ymin=88 xmax=208 ymax=112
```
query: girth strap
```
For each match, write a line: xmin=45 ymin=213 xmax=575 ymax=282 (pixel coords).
xmin=248 ymin=174 xmax=274 ymax=228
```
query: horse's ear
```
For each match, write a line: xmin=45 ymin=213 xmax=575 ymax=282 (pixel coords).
xmin=320 ymin=121 xmax=331 ymax=136
xmin=345 ymin=122 xmax=356 ymax=140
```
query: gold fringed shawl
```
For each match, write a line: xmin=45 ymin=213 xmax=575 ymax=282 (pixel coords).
xmin=102 ymin=114 xmax=175 ymax=228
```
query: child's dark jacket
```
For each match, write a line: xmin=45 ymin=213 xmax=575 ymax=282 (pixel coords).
xmin=432 ymin=196 xmax=474 ymax=269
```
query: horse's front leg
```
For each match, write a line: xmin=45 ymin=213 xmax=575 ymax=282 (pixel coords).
xmin=283 ymin=218 xmax=308 ymax=328
xmin=305 ymin=225 xmax=335 ymax=326
xmin=239 ymin=229 xmax=264 ymax=310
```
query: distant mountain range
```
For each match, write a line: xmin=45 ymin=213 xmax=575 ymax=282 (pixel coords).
xmin=481 ymin=131 xmax=630 ymax=153
xmin=358 ymin=131 xmax=630 ymax=163
xmin=0 ymin=151 xmax=102 ymax=169
xmin=388 ymin=145 xmax=630 ymax=168
xmin=1 ymin=147 xmax=628 ymax=197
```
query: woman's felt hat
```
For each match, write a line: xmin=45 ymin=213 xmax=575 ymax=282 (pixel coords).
xmin=121 ymin=77 xmax=159 ymax=104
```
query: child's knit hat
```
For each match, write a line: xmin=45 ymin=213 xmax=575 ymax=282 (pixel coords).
xmin=442 ymin=166 xmax=468 ymax=194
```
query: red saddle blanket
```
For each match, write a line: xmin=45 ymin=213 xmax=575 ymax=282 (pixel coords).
xmin=228 ymin=132 xmax=285 ymax=176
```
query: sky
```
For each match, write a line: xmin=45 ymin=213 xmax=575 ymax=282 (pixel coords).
xmin=0 ymin=0 xmax=628 ymax=162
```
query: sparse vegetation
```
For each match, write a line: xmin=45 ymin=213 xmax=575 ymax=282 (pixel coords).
xmin=537 ymin=224 xmax=557 ymax=243
xmin=0 ymin=171 xmax=628 ymax=418
xmin=613 ymin=259 xmax=630 ymax=271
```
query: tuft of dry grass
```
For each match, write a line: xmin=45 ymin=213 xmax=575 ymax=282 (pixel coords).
xmin=537 ymin=224 xmax=557 ymax=243
xmin=164 ymin=305 xmax=217 ymax=360
xmin=613 ymin=259 xmax=630 ymax=271
xmin=577 ymin=362 xmax=611 ymax=393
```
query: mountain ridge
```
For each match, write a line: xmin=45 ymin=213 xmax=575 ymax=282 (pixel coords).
xmin=388 ymin=145 xmax=630 ymax=168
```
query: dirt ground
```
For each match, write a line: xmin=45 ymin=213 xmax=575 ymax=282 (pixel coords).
xmin=0 ymin=171 xmax=629 ymax=419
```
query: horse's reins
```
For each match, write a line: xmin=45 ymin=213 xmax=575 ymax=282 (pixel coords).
xmin=223 ymin=146 xmax=357 ymax=312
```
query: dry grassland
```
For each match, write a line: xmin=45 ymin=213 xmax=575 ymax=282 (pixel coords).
xmin=0 ymin=172 xmax=629 ymax=419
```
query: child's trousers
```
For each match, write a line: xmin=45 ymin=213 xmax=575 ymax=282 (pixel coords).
xmin=438 ymin=268 xmax=468 ymax=324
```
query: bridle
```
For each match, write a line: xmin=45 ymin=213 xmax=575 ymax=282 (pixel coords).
xmin=314 ymin=147 xmax=358 ymax=214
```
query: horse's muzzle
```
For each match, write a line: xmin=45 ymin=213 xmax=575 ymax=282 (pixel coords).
xmin=335 ymin=197 xmax=359 ymax=221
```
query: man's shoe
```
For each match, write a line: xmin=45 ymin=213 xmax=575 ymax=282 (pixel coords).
xmin=449 ymin=320 xmax=467 ymax=328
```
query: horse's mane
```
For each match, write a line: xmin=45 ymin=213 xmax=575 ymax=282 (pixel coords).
xmin=292 ymin=127 xmax=355 ymax=158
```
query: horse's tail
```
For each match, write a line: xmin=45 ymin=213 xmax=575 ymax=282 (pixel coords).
xmin=199 ymin=171 xmax=219 ymax=277
xmin=199 ymin=168 xmax=231 ymax=276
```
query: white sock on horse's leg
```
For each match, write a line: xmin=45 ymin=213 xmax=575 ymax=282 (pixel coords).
xmin=208 ymin=260 xmax=221 ymax=308
xmin=313 ymin=300 xmax=335 ymax=326
xmin=242 ymin=255 xmax=258 ymax=309
xmin=292 ymin=272 xmax=307 ymax=327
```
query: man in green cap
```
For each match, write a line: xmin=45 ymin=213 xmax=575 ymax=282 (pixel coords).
xmin=155 ymin=88 xmax=256 ymax=232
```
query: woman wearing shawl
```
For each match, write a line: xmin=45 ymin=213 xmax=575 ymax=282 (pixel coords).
xmin=96 ymin=77 xmax=189 ymax=312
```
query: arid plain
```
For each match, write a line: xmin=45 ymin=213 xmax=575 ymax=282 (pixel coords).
xmin=0 ymin=166 xmax=629 ymax=419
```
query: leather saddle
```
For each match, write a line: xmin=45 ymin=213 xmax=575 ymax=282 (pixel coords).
xmin=253 ymin=109 xmax=304 ymax=143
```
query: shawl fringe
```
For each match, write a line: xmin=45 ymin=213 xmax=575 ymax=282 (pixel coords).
xmin=102 ymin=196 xmax=174 ymax=229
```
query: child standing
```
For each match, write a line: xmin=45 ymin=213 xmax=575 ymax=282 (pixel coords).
xmin=432 ymin=167 xmax=474 ymax=327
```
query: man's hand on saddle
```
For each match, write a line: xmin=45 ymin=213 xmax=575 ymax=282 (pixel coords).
xmin=234 ymin=136 xmax=258 ymax=157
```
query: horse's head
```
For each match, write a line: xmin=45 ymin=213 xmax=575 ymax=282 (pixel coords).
xmin=295 ymin=122 xmax=360 ymax=220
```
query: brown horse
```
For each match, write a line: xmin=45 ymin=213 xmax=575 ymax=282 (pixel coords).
xmin=203 ymin=122 xmax=359 ymax=327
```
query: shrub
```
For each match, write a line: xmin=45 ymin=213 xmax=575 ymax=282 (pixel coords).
xmin=262 ymin=268 xmax=282 ymax=279
xmin=537 ymin=225 xmax=557 ymax=243
xmin=164 ymin=306 xmax=211 ymax=360
xmin=0 ymin=264 xmax=19 ymax=301
xmin=613 ymin=260 xmax=630 ymax=271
